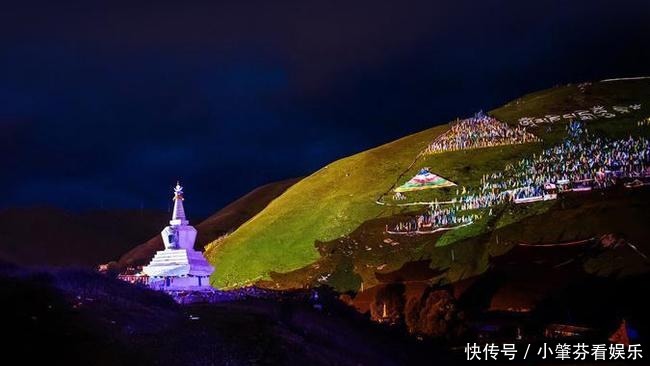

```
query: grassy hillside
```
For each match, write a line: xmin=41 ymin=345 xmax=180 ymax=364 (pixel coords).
xmin=206 ymin=125 xmax=447 ymax=288
xmin=207 ymin=79 xmax=650 ymax=289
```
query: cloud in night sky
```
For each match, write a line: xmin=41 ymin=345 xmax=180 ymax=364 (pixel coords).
xmin=1 ymin=0 xmax=649 ymax=216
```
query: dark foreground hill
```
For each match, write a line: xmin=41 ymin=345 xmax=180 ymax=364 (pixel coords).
xmin=2 ymin=262 xmax=449 ymax=366
xmin=5 ymin=260 xmax=649 ymax=365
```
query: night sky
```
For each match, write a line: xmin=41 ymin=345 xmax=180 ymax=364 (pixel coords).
xmin=2 ymin=0 xmax=649 ymax=216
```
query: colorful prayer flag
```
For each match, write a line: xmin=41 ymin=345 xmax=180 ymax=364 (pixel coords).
xmin=394 ymin=168 xmax=456 ymax=192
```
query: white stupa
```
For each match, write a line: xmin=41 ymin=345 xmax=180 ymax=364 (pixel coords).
xmin=143 ymin=182 xmax=214 ymax=290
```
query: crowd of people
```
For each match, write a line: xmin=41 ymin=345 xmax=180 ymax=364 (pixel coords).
xmin=387 ymin=206 xmax=479 ymax=234
xmin=638 ymin=117 xmax=650 ymax=127
xmin=480 ymin=121 xmax=650 ymax=197
xmin=423 ymin=113 xmax=540 ymax=154
xmin=388 ymin=121 xmax=650 ymax=235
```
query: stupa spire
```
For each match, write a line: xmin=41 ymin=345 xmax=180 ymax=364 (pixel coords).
xmin=171 ymin=181 xmax=188 ymax=225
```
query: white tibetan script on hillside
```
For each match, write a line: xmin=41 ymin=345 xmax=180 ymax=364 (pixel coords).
xmin=518 ymin=104 xmax=642 ymax=127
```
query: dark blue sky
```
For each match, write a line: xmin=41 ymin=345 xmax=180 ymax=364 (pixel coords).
xmin=2 ymin=0 xmax=649 ymax=216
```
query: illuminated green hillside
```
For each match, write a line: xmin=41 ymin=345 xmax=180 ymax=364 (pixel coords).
xmin=206 ymin=79 xmax=650 ymax=290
